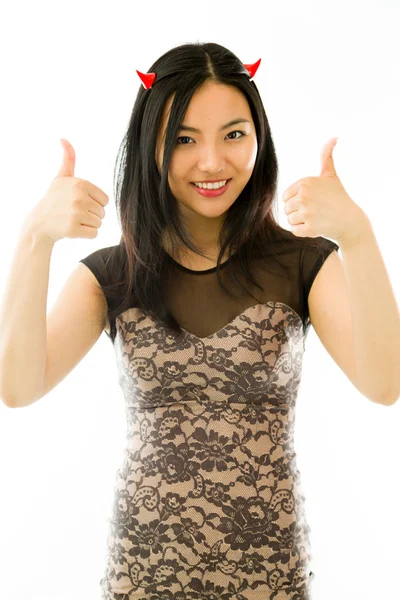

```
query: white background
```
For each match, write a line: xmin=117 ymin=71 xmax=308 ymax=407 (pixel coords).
xmin=0 ymin=1 xmax=399 ymax=599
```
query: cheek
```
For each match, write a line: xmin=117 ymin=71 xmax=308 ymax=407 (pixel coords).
xmin=229 ymin=140 xmax=258 ymax=173
xmin=242 ymin=140 xmax=258 ymax=169
xmin=167 ymin=157 xmax=185 ymax=184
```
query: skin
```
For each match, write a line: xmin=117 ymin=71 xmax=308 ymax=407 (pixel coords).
xmin=155 ymin=80 xmax=258 ymax=263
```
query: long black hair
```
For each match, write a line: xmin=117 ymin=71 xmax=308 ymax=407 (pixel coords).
xmin=100 ymin=41 xmax=308 ymax=344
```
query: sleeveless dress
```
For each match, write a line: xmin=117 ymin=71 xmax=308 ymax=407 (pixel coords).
xmin=79 ymin=231 xmax=339 ymax=599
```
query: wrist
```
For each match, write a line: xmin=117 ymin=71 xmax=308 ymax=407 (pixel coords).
xmin=20 ymin=213 xmax=55 ymax=250
xmin=338 ymin=210 xmax=373 ymax=251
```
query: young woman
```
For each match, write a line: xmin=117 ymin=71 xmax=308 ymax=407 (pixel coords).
xmin=79 ymin=41 xmax=329 ymax=600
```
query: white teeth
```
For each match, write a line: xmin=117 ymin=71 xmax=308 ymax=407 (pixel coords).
xmin=194 ymin=179 xmax=228 ymax=190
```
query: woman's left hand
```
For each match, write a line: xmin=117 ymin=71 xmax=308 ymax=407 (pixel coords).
xmin=282 ymin=137 xmax=370 ymax=246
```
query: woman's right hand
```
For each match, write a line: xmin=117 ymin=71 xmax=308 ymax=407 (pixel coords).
xmin=24 ymin=139 xmax=109 ymax=246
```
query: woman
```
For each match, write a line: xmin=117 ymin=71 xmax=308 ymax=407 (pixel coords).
xmin=77 ymin=40 xmax=339 ymax=599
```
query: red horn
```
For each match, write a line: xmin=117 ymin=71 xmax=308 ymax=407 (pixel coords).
xmin=136 ymin=70 xmax=156 ymax=90
xmin=243 ymin=58 xmax=261 ymax=80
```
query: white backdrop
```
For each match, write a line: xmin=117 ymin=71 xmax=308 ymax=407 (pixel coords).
xmin=0 ymin=1 xmax=399 ymax=599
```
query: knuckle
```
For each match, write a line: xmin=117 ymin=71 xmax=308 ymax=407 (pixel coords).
xmin=72 ymin=196 xmax=82 ymax=210
xmin=71 ymin=179 xmax=83 ymax=193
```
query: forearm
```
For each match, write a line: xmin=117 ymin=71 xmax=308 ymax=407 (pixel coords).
xmin=0 ymin=219 xmax=54 ymax=407
xmin=339 ymin=216 xmax=400 ymax=405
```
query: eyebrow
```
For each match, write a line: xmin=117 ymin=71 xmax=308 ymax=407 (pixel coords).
xmin=178 ymin=118 xmax=251 ymax=133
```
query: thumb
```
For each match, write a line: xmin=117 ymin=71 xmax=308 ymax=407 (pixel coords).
xmin=320 ymin=137 xmax=338 ymax=178
xmin=56 ymin=138 xmax=76 ymax=178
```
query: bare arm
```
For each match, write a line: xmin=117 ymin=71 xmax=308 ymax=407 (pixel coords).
xmin=339 ymin=217 xmax=400 ymax=405
xmin=0 ymin=218 xmax=54 ymax=407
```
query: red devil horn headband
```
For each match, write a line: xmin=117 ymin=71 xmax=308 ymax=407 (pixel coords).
xmin=136 ymin=58 xmax=261 ymax=90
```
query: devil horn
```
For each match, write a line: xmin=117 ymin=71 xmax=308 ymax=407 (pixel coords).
xmin=136 ymin=70 xmax=156 ymax=90
xmin=243 ymin=58 xmax=261 ymax=80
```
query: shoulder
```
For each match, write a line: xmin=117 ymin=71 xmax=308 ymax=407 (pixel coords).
xmin=79 ymin=243 xmax=123 ymax=286
xmin=261 ymin=228 xmax=339 ymax=263
xmin=80 ymin=243 xmax=122 ymax=266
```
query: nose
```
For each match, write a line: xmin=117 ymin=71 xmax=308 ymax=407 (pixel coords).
xmin=196 ymin=144 xmax=227 ymax=174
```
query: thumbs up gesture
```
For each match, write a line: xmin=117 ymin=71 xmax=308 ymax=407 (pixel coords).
xmin=282 ymin=138 xmax=370 ymax=247
xmin=24 ymin=139 xmax=109 ymax=246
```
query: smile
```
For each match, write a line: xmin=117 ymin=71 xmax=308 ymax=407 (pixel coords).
xmin=190 ymin=178 xmax=232 ymax=198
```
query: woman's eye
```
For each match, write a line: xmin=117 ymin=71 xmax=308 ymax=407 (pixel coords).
xmin=176 ymin=130 xmax=246 ymax=145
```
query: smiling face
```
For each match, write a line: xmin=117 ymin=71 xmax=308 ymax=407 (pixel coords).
xmin=155 ymin=80 xmax=258 ymax=251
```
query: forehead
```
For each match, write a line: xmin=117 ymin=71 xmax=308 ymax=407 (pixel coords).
xmin=159 ymin=81 xmax=252 ymax=131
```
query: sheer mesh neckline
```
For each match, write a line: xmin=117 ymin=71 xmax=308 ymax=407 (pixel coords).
xmin=162 ymin=248 xmax=235 ymax=274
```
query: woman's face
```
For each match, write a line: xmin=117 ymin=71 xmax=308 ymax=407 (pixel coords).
xmin=155 ymin=81 xmax=258 ymax=226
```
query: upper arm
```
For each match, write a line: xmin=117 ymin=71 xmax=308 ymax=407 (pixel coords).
xmin=38 ymin=262 xmax=109 ymax=404
xmin=307 ymin=249 xmax=360 ymax=391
